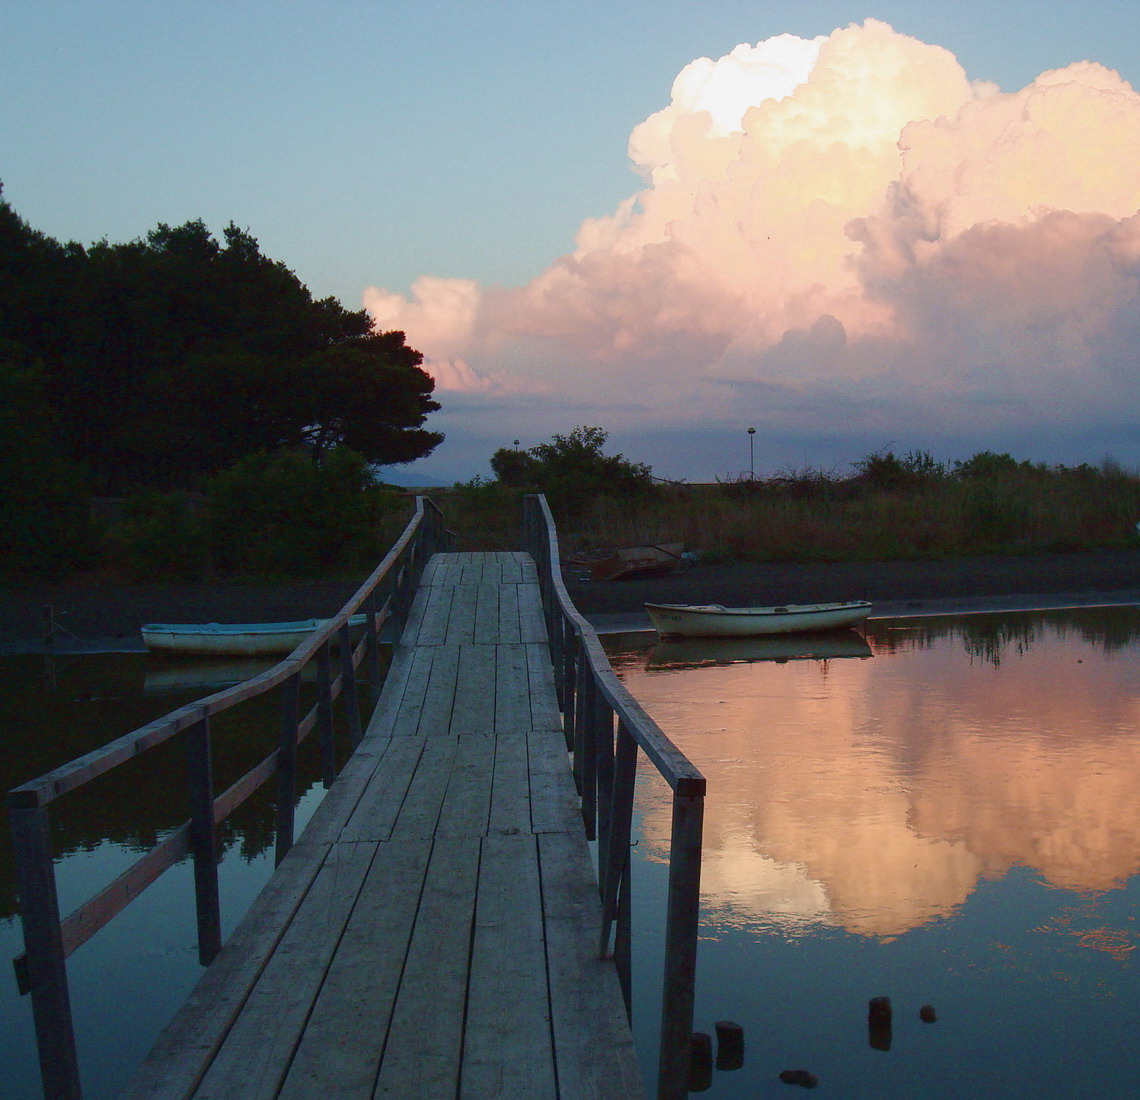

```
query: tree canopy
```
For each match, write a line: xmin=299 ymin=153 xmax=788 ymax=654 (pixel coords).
xmin=0 ymin=186 xmax=442 ymax=492
xmin=489 ymin=426 xmax=653 ymax=509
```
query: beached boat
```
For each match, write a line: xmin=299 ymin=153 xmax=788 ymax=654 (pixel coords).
xmin=140 ymin=615 xmax=367 ymax=657
xmin=645 ymin=600 xmax=872 ymax=638
xmin=589 ymin=542 xmax=685 ymax=582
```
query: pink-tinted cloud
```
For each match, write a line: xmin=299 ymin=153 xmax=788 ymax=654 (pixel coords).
xmin=363 ymin=19 xmax=1140 ymax=470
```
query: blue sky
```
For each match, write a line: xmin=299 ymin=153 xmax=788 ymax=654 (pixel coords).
xmin=3 ymin=2 xmax=1139 ymax=481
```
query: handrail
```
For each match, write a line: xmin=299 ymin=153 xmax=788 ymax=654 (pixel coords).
xmin=522 ymin=494 xmax=705 ymax=1100
xmin=8 ymin=496 xmax=452 ymax=1100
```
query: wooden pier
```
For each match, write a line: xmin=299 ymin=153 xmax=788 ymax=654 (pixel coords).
xmin=123 ymin=551 xmax=645 ymax=1099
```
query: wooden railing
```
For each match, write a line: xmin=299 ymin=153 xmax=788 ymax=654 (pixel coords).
xmin=8 ymin=496 xmax=450 ymax=1100
xmin=522 ymin=494 xmax=706 ymax=1100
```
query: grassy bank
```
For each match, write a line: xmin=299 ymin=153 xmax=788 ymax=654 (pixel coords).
xmin=439 ymin=457 xmax=1140 ymax=564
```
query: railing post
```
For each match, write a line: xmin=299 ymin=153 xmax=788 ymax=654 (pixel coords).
xmin=275 ymin=670 xmax=301 ymax=865
xmin=186 ymin=711 xmax=222 ymax=965
xmin=316 ymin=641 xmax=336 ymax=786
xmin=562 ymin=625 xmax=578 ymax=754
xmin=594 ymin=692 xmax=616 ymax=892
xmin=657 ymin=787 xmax=705 ymax=1100
xmin=365 ymin=589 xmax=384 ymax=703
xmin=599 ymin=718 xmax=638 ymax=957
xmin=549 ymin=606 xmax=566 ymax=708
xmin=8 ymin=796 xmax=82 ymax=1100
xmin=339 ymin=622 xmax=363 ymax=747
xmin=615 ymin=845 xmax=633 ymax=1021
xmin=578 ymin=667 xmax=598 ymax=841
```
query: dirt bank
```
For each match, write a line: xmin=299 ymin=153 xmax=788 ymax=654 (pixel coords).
xmin=2 ymin=547 xmax=1137 ymax=652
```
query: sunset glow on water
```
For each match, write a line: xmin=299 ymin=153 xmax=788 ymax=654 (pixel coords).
xmin=608 ymin=606 xmax=1140 ymax=1097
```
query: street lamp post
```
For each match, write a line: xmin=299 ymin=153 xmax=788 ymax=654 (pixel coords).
xmin=747 ymin=427 xmax=756 ymax=481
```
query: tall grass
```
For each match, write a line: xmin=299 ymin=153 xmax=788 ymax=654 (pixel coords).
xmin=439 ymin=458 xmax=1140 ymax=563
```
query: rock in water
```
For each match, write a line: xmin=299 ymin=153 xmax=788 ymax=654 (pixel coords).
xmin=778 ymin=1069 xmax=819 ymax=1087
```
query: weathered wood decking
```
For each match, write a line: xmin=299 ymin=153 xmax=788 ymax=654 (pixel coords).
xmin=124 ymin=551 xmax=645 ymax=1100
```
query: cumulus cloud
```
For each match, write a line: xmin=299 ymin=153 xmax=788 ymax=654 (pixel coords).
xmin=364 ymin=19 xmax=1140 ymax=472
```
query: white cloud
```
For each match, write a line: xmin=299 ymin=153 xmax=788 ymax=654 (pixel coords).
xmin=364 ymin=20 xmax=1140 ymax=474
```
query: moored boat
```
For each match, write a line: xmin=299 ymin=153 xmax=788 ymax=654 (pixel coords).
xmin=645 ymin=600 xmax=872 ymax=638
xmin=140 ymin=615 xmax=367 ymax=657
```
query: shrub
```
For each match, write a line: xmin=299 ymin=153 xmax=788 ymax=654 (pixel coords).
xmin=490 ymin=426 xmax=654 ymax=514
xmin=207 ymin=447 xmax=405 ymax=577
xmin=103 ymin=491 xmax=210 ymax=581
xmin=0 ymin=353 xmax=98 ymax=580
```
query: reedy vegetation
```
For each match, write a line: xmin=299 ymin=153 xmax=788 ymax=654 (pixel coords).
xmin=447 ymin=444 xmax=1140 ymax=563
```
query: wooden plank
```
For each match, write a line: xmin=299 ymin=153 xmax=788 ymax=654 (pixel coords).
xmin=418 ymin=556 xmax=442 ymax=587
xmin=444 ymin=584 xmax=478 ymax=645
xmin=276 ymin=839 xmax=432 ymax=1100
xmin=123 ymin=839 xmax=335 ymax=1100
xmin=489 ymin=727 xmax=531 ymax=837
xmin=415 ymin=584 xmax=453 ymax=646
xmin=398 ymin=578 xmax=432 ymax=643
xmin=390 ymin=647 xmax=435 ymax=738
xmin=459 ymin=561 xmax=484 ymax=585
xmin=416 ymin=643 xmax=460 ymax=738
xmin=518 ymin=582 xmax=548 ymax=644
xmin=494 ymin=643 xmax=531 ymax=735
xmin=337 ymin=738 xmax=426 ymax=843
xmin=362 ymin=644 xmax=416 ymax=738
xmin=499 ymin=556 xmax=523 ymax=584
xmin=452 ymin=644 xmax=496 ymax=736
xmin=442 ymin=559 xmax=467 ymax=586
xmin=527 ymin=727 xmax=581 ymax=836
xmin=374 ymin=838 xmax=480 ymax=1096
xmin=295 ymin=738 xmax=393 ymax=847
xmin=526 ymin=642 xmax=562 ymax=731
xmin=461 ymin=834 xmax=555 ymax=1098
xmin=188 ymin=841 xmax=377 ymax=1100
xmin=539 ymin=831 xmax=646 ymax=1100
xmin=434 ymin=734 xmax=494 ymax=838
xmin=389 ymin=738 xmax=459 ymax=841
xmin=474 ymin=583 xmax=501 ymax=643
xmin=480 ymin=559 xmax=503 ymax=585
xmin=496 ymin=583 xmax=521 ymax=644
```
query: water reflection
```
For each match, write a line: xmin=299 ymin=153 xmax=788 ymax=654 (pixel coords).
xmin=645 ymin=629 xmax=872 ymax=669
xmin=608 ymin=605 xmax=1140 ymax=940
xmin=1 ymin=650 xmax=360 ymax=1099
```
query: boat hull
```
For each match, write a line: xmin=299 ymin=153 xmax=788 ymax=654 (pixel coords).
xmin=590 ymin=542 xmax=684 ymax=582
xmin=645 ymin=601 xmax=872 ymax=638
xmin=141 ymin=615 xmax=367 ymax=657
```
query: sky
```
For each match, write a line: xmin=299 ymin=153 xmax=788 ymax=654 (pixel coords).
xmin=3 ymin=1 xmax=1139 ymax=483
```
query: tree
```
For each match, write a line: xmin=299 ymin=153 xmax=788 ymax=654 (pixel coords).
xmin=490 ymin=426 xmax=653 ymax=509
xmin=0 ymin=194 xmax=443 ymax=492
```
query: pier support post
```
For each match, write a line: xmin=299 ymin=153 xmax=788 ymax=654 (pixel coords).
xmin=187 ymin=712 xmax=222 ymax=964
xmin=9 ymin=797 xmax=82 ymax=1099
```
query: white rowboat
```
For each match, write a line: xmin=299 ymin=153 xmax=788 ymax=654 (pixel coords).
xmin=645 ymin=600 xmax=872 ymax=638
xmin=141 ymin=615 xmax=368 ymax=657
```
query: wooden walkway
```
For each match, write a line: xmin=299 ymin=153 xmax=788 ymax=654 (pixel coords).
xmin=125 ymin=551 xmax=645 ymax=1100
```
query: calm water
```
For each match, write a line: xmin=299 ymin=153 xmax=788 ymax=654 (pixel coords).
xmin=608 ymin=605 xmax=1140 ymax=1098
xmin=3 ymin=608 xmax=1139 ymax=1098
xmin=0 ymin=652 xmax=350 ymax=1100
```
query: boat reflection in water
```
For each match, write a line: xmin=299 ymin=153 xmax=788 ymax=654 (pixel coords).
xmin=646 ymin=628 xmax=872 ymax=669
xmin=606 ymin=605 xmax=1140 ymax=1098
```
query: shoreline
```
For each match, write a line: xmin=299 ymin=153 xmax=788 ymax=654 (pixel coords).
xmin=2 ymin=546 xmax=1138 ymax=653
